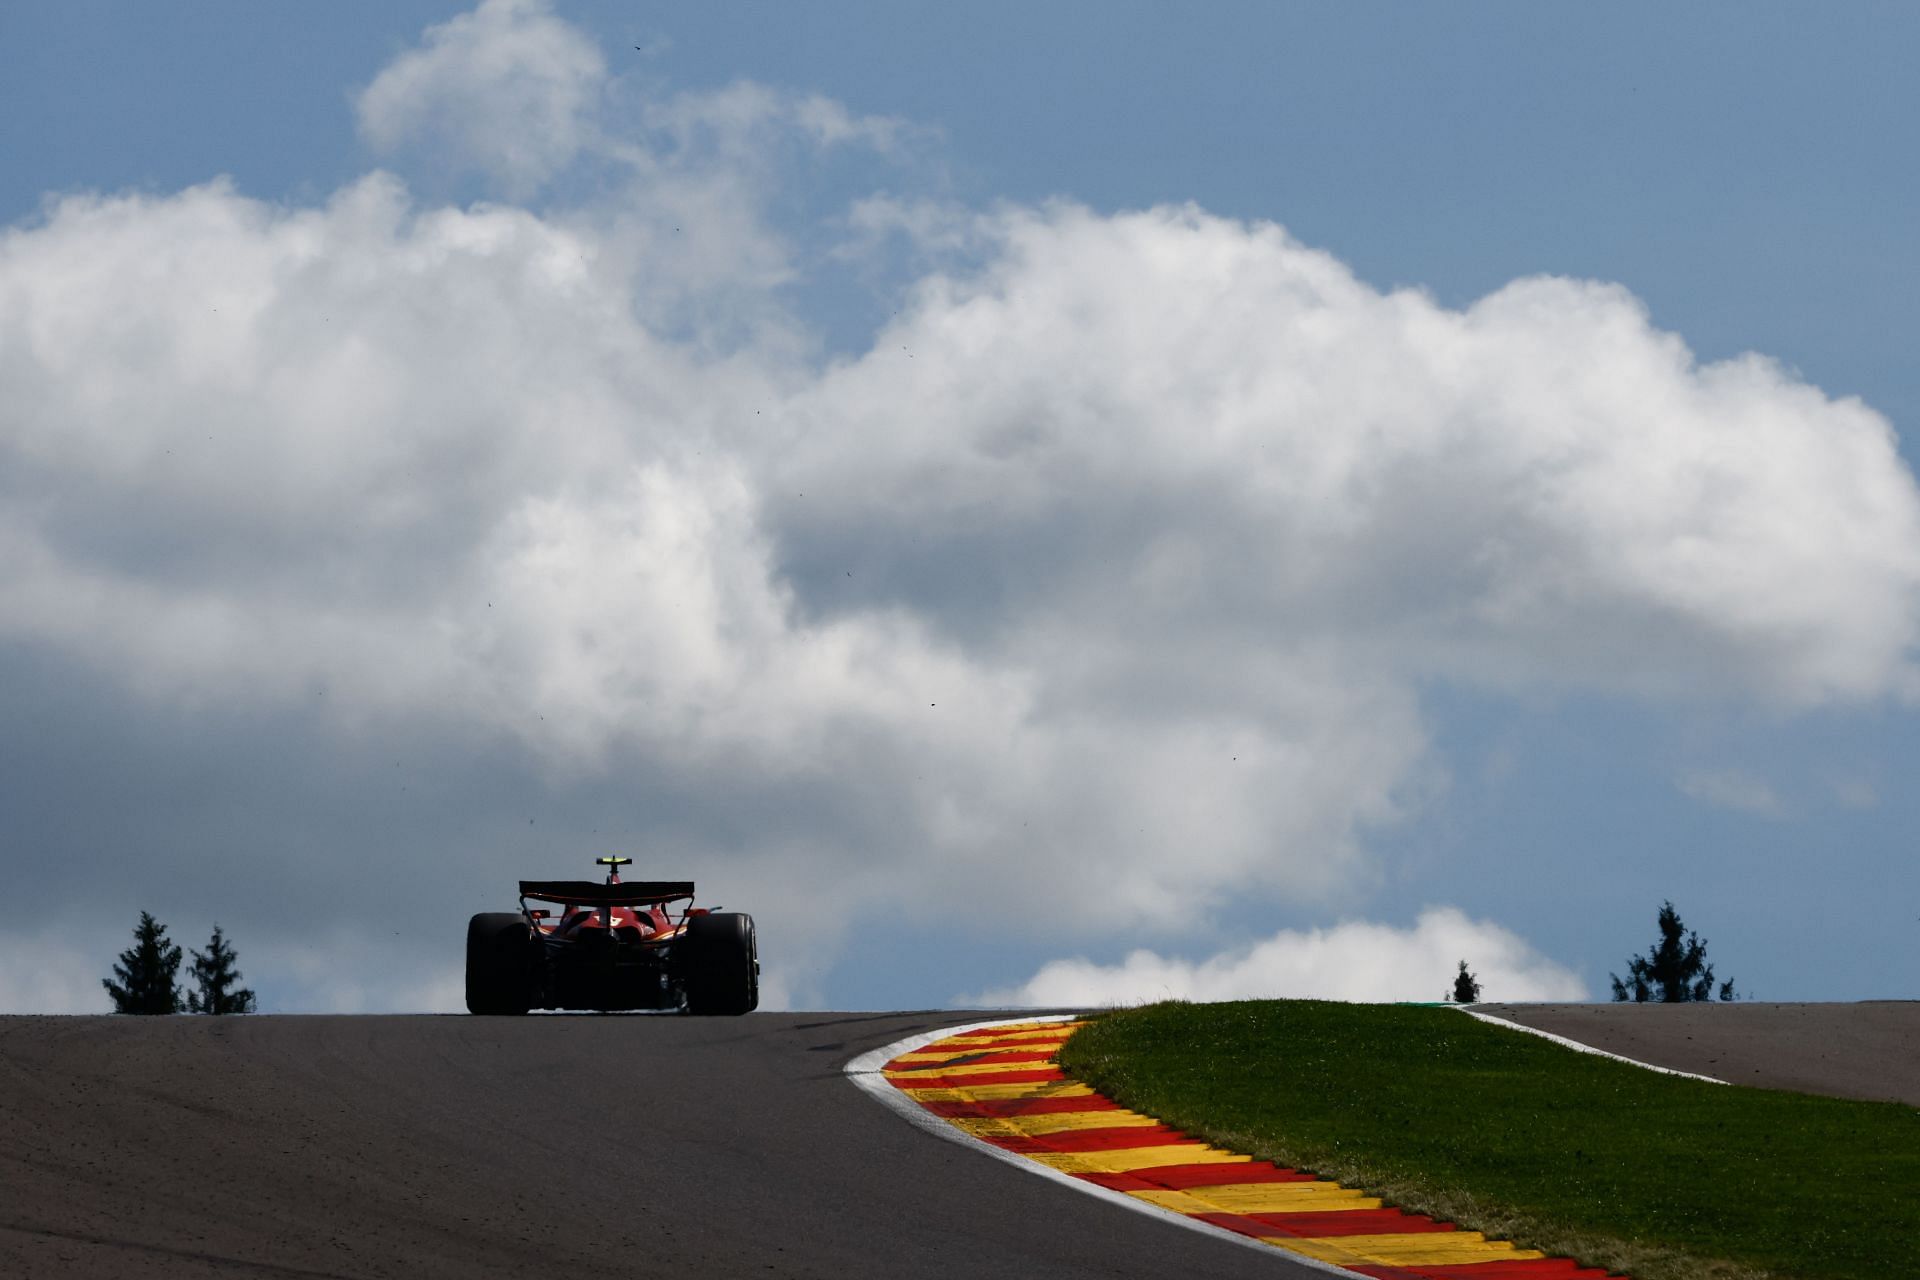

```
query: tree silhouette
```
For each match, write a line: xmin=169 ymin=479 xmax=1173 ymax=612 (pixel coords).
xmin=187 ymin=925 xmax=257 ymax=1015
xmin=103 ymin=912 xmax=183 ymax=1014
xmin=1610 ymin=900 xmax=1737 ymax=1002
xmin=1447 ymin=959 xmax=1483 ymax=1003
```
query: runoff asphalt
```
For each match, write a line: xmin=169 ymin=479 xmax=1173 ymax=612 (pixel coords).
xmin=0 ymin=1011 xmax=1328 ymax=1280
xmin=1474 ymin=1000 xmax=1920 ymax=1106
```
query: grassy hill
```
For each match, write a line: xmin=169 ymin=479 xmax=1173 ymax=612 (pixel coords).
xmin=1058 ymin=1000 xmax=1919 ymax=1280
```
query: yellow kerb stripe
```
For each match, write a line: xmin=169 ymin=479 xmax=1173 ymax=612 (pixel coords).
xmin=889 ymin=1049 xmax=1060 ymax=1065
xmin=1131 ymin=1184 xmax=1382 ymax=1215
xmin=1277 ymin=1231 xmax=1544 ymax=1267
xmin=940 ymin=1022 xmax=1084 ymax=1039
xmin=896 ymin=1081 xmax=1095 ymax=1103
xmin=949 ymin=1110 xmax=1163 ymax=1139
xmin=1000 ymin=1109 xmax=1163 ymax=1136
xmin=886 ymin=1060 xmax=1063 ymax=1080
xmin=916 ymin=1036 xmax=1074 ymax=1055
xmin=1028 ymin=1145 xmax=1251 ymax=1175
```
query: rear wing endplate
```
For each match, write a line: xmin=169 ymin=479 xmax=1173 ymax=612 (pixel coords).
xmin=519 ymin=880 xmax=695 ymax=906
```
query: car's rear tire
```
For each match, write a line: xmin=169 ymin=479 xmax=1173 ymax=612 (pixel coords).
xmin=465 ymin=912 xmax=534 ymax=1015
xmin=682 ymin=912 xmax=758 ymax=1016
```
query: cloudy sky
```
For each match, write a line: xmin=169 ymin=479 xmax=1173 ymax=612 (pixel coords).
xmin=4 ymin=2 xmax=1917 ymax=1013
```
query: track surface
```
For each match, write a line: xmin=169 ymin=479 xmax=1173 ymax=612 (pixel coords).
xmin=0 ymin=1012 xmax=1329 ymax=1280
xmin=1476 ymin=1000 xmax=1920 ymax=1105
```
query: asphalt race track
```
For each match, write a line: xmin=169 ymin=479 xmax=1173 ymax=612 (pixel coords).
xmin=1475 ymin=1001 xmax=1920 ymax=1105
xmin=0 ymin=1012 xmax=1326 ymax=1280
xmin=8 ymin=1005 xmax=1915 ymax=1279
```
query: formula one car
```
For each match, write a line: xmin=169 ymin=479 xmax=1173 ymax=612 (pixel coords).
xmin=465 ymin=857 xmax=758 ymax=1015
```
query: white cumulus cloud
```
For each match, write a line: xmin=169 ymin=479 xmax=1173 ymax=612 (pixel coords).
xmin=5 ymin=0 xmax=1920 ymax=1008
xmin=963 ymin=907 xmax=1589 ymax=1007
xmin=776 ymin=203 xmax=1920 ymax=710
xmin=355 ymin=0 xmax=607 ymax=192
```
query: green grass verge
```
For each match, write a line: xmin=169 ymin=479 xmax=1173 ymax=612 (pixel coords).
xmin=1056 ymin=1001 xmax=1920 ymax=1280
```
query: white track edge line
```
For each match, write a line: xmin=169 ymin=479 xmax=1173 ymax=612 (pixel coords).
xmin=1457 ymin=1006 xmax=1728 ymax=1084
xmin=845 ymin=1015 xmax=1358 ymax=1277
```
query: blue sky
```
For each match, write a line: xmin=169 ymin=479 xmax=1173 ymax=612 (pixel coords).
xmin=3 ymin=2 xmax=1916 ymax=1010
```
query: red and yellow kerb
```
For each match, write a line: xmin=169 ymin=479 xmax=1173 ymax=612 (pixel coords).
xmin=883 ymin=1021 xmax=1622 ymax=1280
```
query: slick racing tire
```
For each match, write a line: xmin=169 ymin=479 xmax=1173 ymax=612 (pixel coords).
xmin=465 ymin=912 xmax=535 ymax=1015
xmin=683 ymin=912 xmax=759 ymax=1016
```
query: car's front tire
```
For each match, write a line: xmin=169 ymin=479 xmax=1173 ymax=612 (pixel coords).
xmin=465 ymin=912 xmax=534 ymax=1015
xmin=682 ymin=912 xmax=759 ymax=1015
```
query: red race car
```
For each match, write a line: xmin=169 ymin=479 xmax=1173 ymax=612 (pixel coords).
xmin=465 ymin=856 xmax=759 ymax=1015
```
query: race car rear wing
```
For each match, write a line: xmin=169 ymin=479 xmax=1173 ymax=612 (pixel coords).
xmin=518 ymin=880 xmax=695 ymax=906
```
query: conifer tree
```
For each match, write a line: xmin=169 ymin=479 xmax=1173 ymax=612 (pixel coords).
xmin=187 ymin=925 xmax=257 ymax=1015
xmin=1610 ymin=900 xmax=1737 ymax=1002
xmin=103 ymin=912 xmax=183 ymax=1014
xmin=1448 ymin=959 xmax=1483 ymax=1003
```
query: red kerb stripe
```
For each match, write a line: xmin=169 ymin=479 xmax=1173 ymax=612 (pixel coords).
xmin=1186 ymin=1210 xmax=1300 ymax=1240
xmin=919 ymin=1095 xmax=1121 ymax=1120
xmin=886 ymin=1050 xmax=1058 ymax=1071
xmin=1023 ymin=1124 xmax=1191 ymax=1152
xmin=1133 ymin=1162 xmax=1318 ymax=1189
